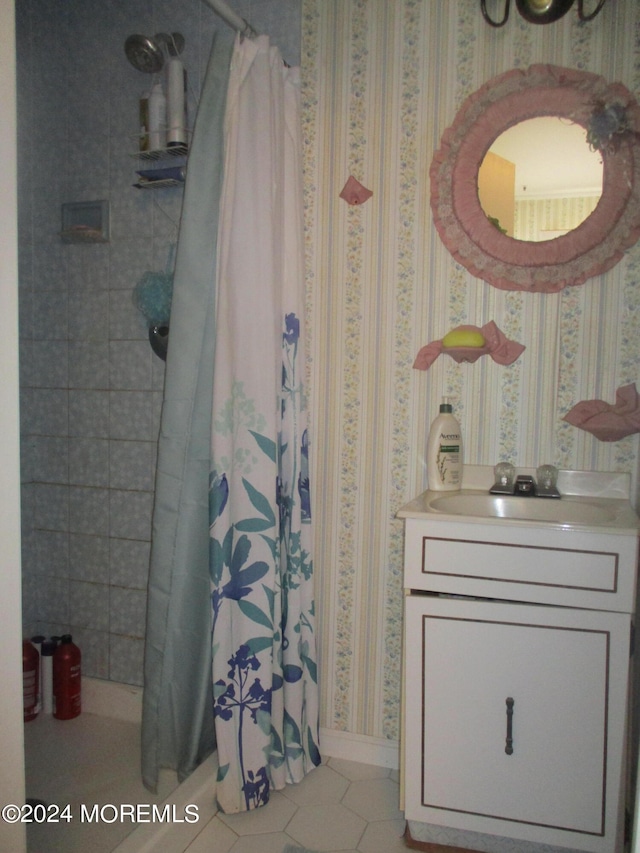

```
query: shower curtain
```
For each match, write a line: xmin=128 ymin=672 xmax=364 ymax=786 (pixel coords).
xmin=210 ymin=34 xmax=320 ymax=814
xmin=142 ymin=30 xmax=233 ymax=794
xmin=142 ymin=31 xmax=320 ymax=813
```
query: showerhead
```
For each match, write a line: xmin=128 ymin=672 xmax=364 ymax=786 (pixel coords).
xmin=124 ymin=32 xmax=185 ymax=73
xmin=124 ymin=34 xmax=164 ymax=74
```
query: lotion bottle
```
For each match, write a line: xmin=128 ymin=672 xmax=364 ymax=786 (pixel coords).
xmin=427 ymin=396 xmax=463 ymax=491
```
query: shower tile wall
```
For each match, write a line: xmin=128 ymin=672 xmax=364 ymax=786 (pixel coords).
xmin=17 ymin=0 xmax=301 ymax=685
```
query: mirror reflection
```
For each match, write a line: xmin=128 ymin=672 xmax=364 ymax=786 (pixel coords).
xmin=478 ymin=116 xmax=604 ymax=242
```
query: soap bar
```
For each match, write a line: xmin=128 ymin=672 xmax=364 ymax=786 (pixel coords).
xmin=442 ymin=326 xmax=486 ymax=349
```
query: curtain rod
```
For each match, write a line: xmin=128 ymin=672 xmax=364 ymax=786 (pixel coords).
xmin=200 ymin=0 xmax=258 ymax=38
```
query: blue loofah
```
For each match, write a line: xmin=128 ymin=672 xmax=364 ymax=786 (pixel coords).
xmin=132 ymin=271 xmax=174 ymax=326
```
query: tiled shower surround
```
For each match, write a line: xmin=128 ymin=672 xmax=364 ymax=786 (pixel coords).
xmin=17 ymin=0 xmax=301 ymax=685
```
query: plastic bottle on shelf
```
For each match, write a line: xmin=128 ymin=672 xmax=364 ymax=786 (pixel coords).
xmin=139 ymin=91 xmax=150 ymax=152
xmin=167 ymin=57 xmax=187 ymax=148
xmin=148 ymin=82 xmax=167 ymax=152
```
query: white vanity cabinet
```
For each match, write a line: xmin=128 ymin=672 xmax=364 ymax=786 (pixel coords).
xmin=399 ymin=482 xmax=639 ymax=853
xmin=404 ymin=594 xmax=630 ymax=850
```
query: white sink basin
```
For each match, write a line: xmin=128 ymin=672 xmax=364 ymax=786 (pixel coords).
xmin=426 ymin=492 xmax=620 ymax=526
xmin=396 ymin=467 xmax=640 ymax=532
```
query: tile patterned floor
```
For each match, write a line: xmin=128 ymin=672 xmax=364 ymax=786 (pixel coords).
xmin=24 ymin=712 xmax=407 ymax=853
xmin=186 ymin=759 xmax=406 ymax=853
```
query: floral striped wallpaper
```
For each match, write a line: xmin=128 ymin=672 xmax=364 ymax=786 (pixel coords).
xmin=301 ymin=0 xmax=640 ymax=745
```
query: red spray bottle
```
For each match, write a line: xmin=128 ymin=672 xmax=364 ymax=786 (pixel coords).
xmin=53 ymin=634 xmax=81 ymax=720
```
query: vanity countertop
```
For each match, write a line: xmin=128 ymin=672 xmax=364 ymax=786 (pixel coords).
xmin=398 ymin=466 xmax=640 ymax=535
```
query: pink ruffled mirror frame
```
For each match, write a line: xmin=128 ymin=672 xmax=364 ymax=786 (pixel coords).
xmin=430 ymin=64 xmax=640 ymax=292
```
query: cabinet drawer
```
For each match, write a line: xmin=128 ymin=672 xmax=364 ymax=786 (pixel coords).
xmin=404 ymin=518 xmax=638 ymax=611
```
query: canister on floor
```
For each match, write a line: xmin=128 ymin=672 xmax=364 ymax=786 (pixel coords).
xmin=23 ymin=639 xmax=40 ymax=722
xmin=41 ymin=638 xmax=56 ymax=714
xmin=53 ymin=634 xmax=81 ymax=720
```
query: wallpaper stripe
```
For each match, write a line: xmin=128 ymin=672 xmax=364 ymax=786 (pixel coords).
xmin=302 ymin=0 xmax=640 ymax=744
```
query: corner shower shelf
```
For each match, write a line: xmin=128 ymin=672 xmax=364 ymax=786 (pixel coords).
xmin=131 ymin=143 xmax=189 ymax=189
xmin=134 ymin=177 xmax=183 ymax=190
xmin=133 ymin=143 xmax=189 ymax=161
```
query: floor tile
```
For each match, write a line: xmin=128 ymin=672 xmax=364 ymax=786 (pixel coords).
xmin=341 ymin=777 xmax=403 ymax=822
xmin=357 ymin=818 xmax=407 ymax=852
xmin=218 ymin=790 xmax=297 ymax=835
xmin=286 ymin=802 xmax=366 ymax=851
xmin=228 ymin=831 xmax=301 ymax=852
xmin=327 ymin=757 xmax=390 ymax=781
xmin=186 ymin=816 xmax=238 ymax=853
xmin=281 ymin=764 xmax=349 ymax=806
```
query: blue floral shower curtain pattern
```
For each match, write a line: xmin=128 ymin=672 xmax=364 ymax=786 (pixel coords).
xmin=209 ymin=35 xmax=320 ymax=814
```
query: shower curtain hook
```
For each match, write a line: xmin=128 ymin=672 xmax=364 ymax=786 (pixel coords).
xmin=169 ymin=32 xmax=186 ymax=57
xmin=154 ymin=32 xmax=185 ymax=59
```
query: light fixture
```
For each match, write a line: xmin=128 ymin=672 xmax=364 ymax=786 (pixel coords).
xmin=480 ymin=0 xmax=607 ymax=28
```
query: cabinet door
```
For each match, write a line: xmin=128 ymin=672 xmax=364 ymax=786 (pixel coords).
xmin=404 ymin=595 xmax=631 ymax=851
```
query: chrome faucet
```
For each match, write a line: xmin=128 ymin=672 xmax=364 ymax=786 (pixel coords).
xmin=514 ymin=474 xmax=536 ymax=495
xmin=489 ymin=463 xmax=561 ymax=499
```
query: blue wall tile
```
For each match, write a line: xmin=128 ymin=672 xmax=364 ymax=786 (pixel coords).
xmin=18 ymin=0 xmax=302 ymax=688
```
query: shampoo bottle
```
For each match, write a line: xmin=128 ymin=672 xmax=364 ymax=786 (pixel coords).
xmin=166 ymin=57 xmax=187 ymax=147
xmin=139 ymin=92 xmax=150 ymax=152
xmin=148 ymin=82 xmax=167 ymax=151
xmin=427 ymin=396 xmax=463 ymax=491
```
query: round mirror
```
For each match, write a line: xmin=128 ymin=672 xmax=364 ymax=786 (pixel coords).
xmin=479 ymin=116 xmax=603 ymax=241
xmin=430 ymin=64 xmax=640 ymax=292
xmin=516 ymin=0 xmax=574 ymax=24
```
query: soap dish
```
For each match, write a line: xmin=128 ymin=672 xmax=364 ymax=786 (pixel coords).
xmin=441 ymin=346 xmax=491 ymax=364
xmin=413 ymin=321 xmax=525 ymax=371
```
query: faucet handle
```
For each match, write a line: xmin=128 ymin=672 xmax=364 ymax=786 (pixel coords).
xmin=490 ymin=462 xmax=516 ymax=495
xmin=536 ymin=464 xmax=561 ymax=498
xmin=536 ymin=464 xmax=558 ymax=489
xmin=494 ymin=462 xmax=516 ymax=487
